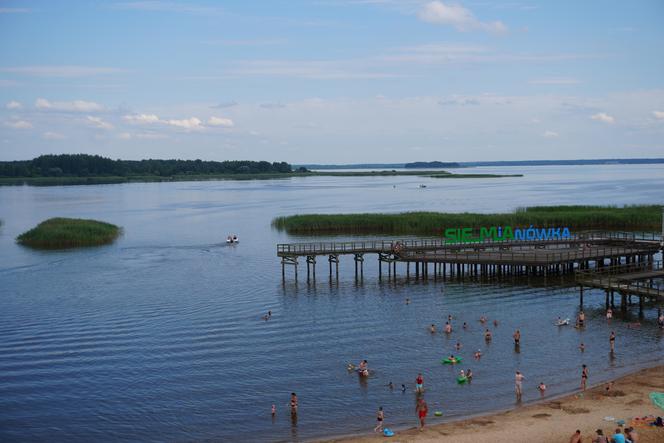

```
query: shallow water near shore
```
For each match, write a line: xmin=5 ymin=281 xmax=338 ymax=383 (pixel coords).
xmin=1 ymin=164 xmax=664 ymax=442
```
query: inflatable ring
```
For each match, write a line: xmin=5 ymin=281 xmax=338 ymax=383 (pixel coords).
xmin=434 ymin=411 xmax=443 ymax=416
xmin=441 ymin=357 xmax=463 ymax=364
xmin=457 ymin=376 xmax=468 ymax=384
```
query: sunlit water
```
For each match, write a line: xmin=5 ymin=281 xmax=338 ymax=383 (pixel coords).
xmin=1 ymin=165 xmax=663 ymax=442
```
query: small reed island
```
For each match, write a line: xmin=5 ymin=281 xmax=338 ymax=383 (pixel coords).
xmin=17 ymin=217 xmax=121 ymax=249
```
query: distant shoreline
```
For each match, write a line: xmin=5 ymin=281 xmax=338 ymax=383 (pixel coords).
xmin=298 ymin=158 xmax=664 ymax=170
xmin=0 ymin=170 xmax=520 ymax=187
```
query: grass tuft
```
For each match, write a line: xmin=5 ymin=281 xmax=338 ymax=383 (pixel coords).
xmin=17 ymin=217 xmax=121 ymax=249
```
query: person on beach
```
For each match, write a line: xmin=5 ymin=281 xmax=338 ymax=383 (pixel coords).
xmin=474 ymin=349 xmax=482 ymax=359
xmin=444 ymin=322 xmax=452 ymax=333
xmin=593 ymin=429 xmax=609 ymax=443
xmin=430 ymin=323 xmax=436 ymax=333
xmin=581 ymin=364 xmax=589 ymax=390
xmin=611 ymin=428 xmax=626 ymax=443
xmin=290 ymin=393 xmax=298 ymax=416
xmin=515 ymin=371 xmax=524 ymax=399
xmin=416 ymin=398 xmax=428 ymax=431
xmin=484 ymin=329 xmax=492 ymax=341
xmin=416 ymin=373 xmax=424 ymax=393
xmin=569 ymin=429 xmax=583 ymax=443
xmin=513 ymin=329 xmax=521 ymax=345
xmin=625 ymin=427 xmax=638 ymax=443
xmin=610 ymin=331 xmax=616 ymax=353
xmin=538 ymin=382 xmax=546 ymax=396
xmin=374 ymin=406 xmax=384 ymax=432
xmin=605 ymin=382 xmax=613 ymax=394
xmin=580 ymin=342 xmax=585 ymax=352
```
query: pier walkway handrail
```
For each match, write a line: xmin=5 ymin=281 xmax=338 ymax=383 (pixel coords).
xmin=575 ymin=261 xmax=664 ymax=300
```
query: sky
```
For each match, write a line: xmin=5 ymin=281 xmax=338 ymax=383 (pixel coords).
xmin=0 ymin=0 xmax=663 ymax=163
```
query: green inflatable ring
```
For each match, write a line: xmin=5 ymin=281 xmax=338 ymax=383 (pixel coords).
xmin=441 ymin=357 xmax=463 ymax=364
xmin=434 ymin=411 xmax=443 ymax=416
xmin=457 ymin=376 xmax=468 ymax=384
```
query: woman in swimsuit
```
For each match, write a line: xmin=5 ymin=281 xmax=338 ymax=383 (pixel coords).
xmin=290 ymin=392 xmax=298 ymax=415
xmin=374 ymin=406 xmax=384 ymax=432
xmin=581 ymin=364 xmax=588 ymax=390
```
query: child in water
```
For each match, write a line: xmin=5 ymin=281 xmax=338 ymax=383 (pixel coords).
xmin=538 ymin=382 xmax=546 ymax=396
xmin=474 ymin=349 xmax=482 ymax=359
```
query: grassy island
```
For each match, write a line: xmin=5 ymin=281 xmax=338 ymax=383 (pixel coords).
xmin=272 ymin=205 xmax=662 ymax=235
xmin=17 ymin=218 xmax=121 ymax=249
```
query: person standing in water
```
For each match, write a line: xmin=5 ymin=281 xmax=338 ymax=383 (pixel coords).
xmin=415 ymin=373 xmax=424 ymax=393
xmin=577 ymin=310 xmax=585 ymax=327
xmin=609 ymin=331 xmax=616 ymax=353
xmin=513 ymin=329 xmax=521 ymax=346
xmin=515 ymin=371 xmax=525 ymax=399
xmin=374 ymin=406 xmax=384 ymax=433
xmin=416 ymin=398 xmax=428 ymax=431
xmin=290 ymin=392 xmax=298 ymax=416
xmin=484 ymin=329 xmax=492 ymax=341
xmin=538 ymin=382 xmax=546 ymax=397
xmin=581 ymin=364 xmax=589 ymax=390
xmin=444 ymin=322 xmax=452 ymax=333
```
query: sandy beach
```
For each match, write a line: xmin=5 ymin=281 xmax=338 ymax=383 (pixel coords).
xmin=325 ymin=365 xmax=664 ymax=443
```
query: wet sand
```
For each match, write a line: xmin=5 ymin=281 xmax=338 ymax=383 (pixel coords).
xmin=324 ymin=365 xmax=664 ymax=443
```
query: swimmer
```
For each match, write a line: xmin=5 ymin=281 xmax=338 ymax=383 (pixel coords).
xmin=401 ymin=384 xmax=407 ymax=393
xmin=606 ymin=308 xmax=613 ymax=320
xmin=474 ymin=349 xmax=482 ymax=359
xmin=448 ymin=354 xmax=457 ymax=363
xmin=388 ymin=381 xmax=394 ymax=390
xmin=484 ymin=329 xmax=492 ymax=340
xmin=463 ymin=322 xmax=468 ymax=329
xmin=513 ymin=329 xmax=521 ymax=345
xmin=577 ymin=310 xmax=585 ymax=327
xmin=459 ymin=369 xmax=465 ymax=378
xmin=466 ymin=369 xmax=473 ymax=380
xmin=430 ymin=324 xmax=436 ymax=333
xmin=579 ymin=342 xmax=585 ymax=352
xmin=493 ymin=319 xmax=499 ymax=327
xmin=480 ymin=316 xmax=487 ymax=323
xmin=455 ymin=341 xmax=462 ymax=351
xmin=515 ymin=371 xmax=525 ymax=399
xmin=290 ymin=392 xmax=298 ymax=415
xmin=447 ymin=314 xmax=453 ymax=322
xmin=272 ymin=404 xmax=276 ymax=416
xmin=444 ymin=322 xmax=452 ymax=334
xmin=406 ymin=298 xmax=411 ymax=305
xmin=609 ymin=331 xmax=615 ymax=352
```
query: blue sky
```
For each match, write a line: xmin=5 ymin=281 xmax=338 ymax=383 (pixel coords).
xmin=1 ymin=0 xmax=663 ymax=162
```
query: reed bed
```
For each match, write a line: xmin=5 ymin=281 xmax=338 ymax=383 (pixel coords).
xmin=17 ymin=218 xmax=121 ymax=249
xmin=272 ymin=205 xmax=662 ymax=235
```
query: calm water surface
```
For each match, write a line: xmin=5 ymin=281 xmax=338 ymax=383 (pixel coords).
xmin=1 ymin=165 xmax=664 ymax=442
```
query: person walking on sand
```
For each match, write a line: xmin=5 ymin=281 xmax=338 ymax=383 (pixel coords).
xmin=415 ymin=373 xmax=424 ymax=393
xmin=593 ymin=429 xmax=609 ymax=443
xmin=515 ymin=371 xmax=524 ymax=399
xmin=609 ymin=331 xmax=616 ymax=353
xmin=581 ymin=364 xmax=589 ymax=391
xmin=416 ymin=398 xmax=428 ymax=431
xmin=374 ymin=406 xmax=384 ymax=432
xmin=625 ymin=426 xmax=639 ymax=443
xmin=290 ymin=392 xmax=298 ymax=416
xmin=513 ymin=329 xmax=521 ymax=346
xmin=569 ymin=429 xmax=582 ymax=443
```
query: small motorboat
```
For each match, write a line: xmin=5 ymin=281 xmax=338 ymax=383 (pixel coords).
xmin=419 ymin=184 xmax=427 ymax=188
xmin=226 ymin=234 xmax=239 ymax=244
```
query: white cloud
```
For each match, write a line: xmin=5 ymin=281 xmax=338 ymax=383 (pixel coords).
xmin=124 ymin=113 xmax=161 ymax=124
xmin=543 ymin=130 xmax=559 ymax=138
xmin=136 ymin=132 xmax=169 ymax=139
xmin=118 ymin=132 xmax=132 ymax=140
xmin=418 ymin=1 xmax=507 ymax=33
xmin=4 ymin=120 xmax=32 ymax=129
xmin=166 ymin=117 xmax=203 ymax=130
xmin=36 ymin=98 xmax=104 ymax=112
xmin=590 ymin=112 xmax=615 ymax=124
xmin=42 ymin=132 xmax=66 ymax=140
xmin=653 ymin=111 xmax=664 ymax=120
xmin=1 ymin=66 xmax=123 ymax=78
xmin=87 ymin=116 xmax=114 ymax=130
xmin=207 ymin=116 xmax=234 ymax=127
xmin=5 ymin=100 xmax=22 ymax=109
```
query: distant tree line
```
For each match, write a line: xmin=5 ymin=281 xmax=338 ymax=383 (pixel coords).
xmin=404 ymin=161 xmax=461 ymax=169
xmin=0 ymin=154 xmax=294 ymax=177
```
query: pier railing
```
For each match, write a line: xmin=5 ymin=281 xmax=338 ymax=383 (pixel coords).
xmin=575 ymin=261 xmax=664 ymax=300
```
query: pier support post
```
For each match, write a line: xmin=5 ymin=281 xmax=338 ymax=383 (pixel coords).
xmin=579 ymin=285 xmax=584 ymax=307
xmin=328 ymin=254 xmax=339 ymax=280
xmin=307 ymin=255 xmax=316 ymax=282
xmin=353 ymin=254 xmax=363 ymax=280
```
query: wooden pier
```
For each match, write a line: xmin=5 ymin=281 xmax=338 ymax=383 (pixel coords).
xmin=277 ymin=231 xmax=662 ymax=282
xmin=576 ymin=261 xmax=664 ymax=315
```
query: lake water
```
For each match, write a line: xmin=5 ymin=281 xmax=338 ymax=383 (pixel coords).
xmin=1 ymin=165 xmax=664 ymax=442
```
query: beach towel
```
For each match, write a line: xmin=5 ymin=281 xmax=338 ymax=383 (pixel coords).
xmin=649 ymin=392 xmax=664 ymax=411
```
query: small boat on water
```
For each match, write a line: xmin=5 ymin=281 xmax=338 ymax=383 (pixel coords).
xmin=419 ymin=184 xmax=427 ymax=188
xmin=556 ymin=318 xmax=570 ymax=326
xmin=226 ymin=234 xmax=239 ymax=244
